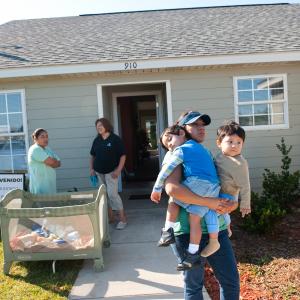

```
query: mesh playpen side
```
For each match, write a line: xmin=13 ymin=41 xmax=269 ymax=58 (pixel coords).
xmin=0 ymin=185 xmax=110 ymax=274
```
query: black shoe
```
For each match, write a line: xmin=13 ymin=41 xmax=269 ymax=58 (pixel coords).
xmin=157 ymin=227 xmax=175 ymax=247
xmin=176 ymin=251 xmax=201 ymax=271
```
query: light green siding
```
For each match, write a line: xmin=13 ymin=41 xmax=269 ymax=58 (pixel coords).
xmin=169 ymin=63 xmax=300 ymax=192
xmin=0 ymin=62 xmax=299 ymax=192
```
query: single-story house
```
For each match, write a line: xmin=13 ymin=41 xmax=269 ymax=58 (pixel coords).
xmin=0 ymin=3 xmax=299 ymax=192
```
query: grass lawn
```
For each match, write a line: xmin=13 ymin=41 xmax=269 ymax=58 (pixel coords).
xmin=0 ymin=241 xmax=83 ymax=300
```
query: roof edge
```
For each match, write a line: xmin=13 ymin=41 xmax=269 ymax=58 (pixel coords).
xmin=79 ymin=3 xmax=290 ymax=17
xmin=0 ymin=51 xmax=300 ymax=79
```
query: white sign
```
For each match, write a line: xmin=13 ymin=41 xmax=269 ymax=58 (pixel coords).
xmin=0 ymin=174 xmax=25 ymax=199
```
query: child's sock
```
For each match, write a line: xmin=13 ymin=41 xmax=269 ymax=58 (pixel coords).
xmin=188 ymin=243 xmax=199 ymax=254
xmin=164 ymin=221 xmax=175 ymax=231
xmin=200 ymin=238 xmax=220 ymax=257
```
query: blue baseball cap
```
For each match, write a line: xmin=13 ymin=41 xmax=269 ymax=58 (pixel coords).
xmin=178 ymin=111 xmax=211 ymax=126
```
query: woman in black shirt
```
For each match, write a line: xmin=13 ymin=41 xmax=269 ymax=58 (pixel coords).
xmin=90 ymin=118 xmax=127 ymax=230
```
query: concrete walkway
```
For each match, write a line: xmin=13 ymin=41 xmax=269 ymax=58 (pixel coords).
xmin=69 ymin=206 xmax=211 ymax=300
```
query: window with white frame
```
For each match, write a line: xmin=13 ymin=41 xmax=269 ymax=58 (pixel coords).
xmin=234 ymin=75 xmax=288 ymax=129
xmin=0 ymin=90 xmax=28 ymax=172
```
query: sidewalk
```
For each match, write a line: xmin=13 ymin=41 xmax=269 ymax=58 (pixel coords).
xmin=69 ymin=206 xmax=211 ymax=300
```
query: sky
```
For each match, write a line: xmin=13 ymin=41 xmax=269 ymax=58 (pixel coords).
xmin=1 ymin=0 xmax=300 ymax=25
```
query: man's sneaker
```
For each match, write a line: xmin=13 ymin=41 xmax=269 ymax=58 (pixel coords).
xmin=157 ymin=227 xmax=175 ymax=247
xmin=176 ymin=251 xmax=201 ymax=271
xmin=116 ymin=221 xmax=127 ymax=230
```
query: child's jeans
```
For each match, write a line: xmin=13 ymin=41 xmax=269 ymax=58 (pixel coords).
xmin=219 ymin=193 xmax=238 ymax=226
xmin=174 ymin=177 xmax=220 ymax=233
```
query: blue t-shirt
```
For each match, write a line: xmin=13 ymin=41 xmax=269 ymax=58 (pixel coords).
xmin=161 ymin=141 xmax=224 ymax=234
xmin=28 ymin=144 xmax=60 ymax=194
xmin=179 ymin=140 xmax=219 ymax=183
xmin=154 ymin=140 xmax=219 ymax=192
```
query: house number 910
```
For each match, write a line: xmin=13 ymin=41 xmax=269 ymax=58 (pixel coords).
xmin=124 ymin=62 xmax=137 ymax=70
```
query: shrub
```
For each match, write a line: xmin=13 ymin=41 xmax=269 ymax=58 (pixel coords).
xmin=261 ymin=138 xmax=300 ymax=210
xmin=242 ymin=138 xmax=300 ymax=234
xmin=242 ymin=191 xmax=286 ymax=234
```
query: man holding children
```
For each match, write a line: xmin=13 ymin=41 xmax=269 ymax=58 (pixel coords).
xmin=151 ymin=111 xmax=251 ymax=300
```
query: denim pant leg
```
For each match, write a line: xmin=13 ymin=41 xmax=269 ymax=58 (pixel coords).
xmin=171 ymin=231 xmax=240 ymax=300
xmin=223 ymin=213 xmax=231 ymax=226
xmin=206 ymin=230 xmax=240 ymax=300
xmin=219 ymin=193 xmax=236 ymax=226
xmin=203 ymin=210 xmax=219 ymax=233
xmin=171 ymin=234 xmax=206 ymax=300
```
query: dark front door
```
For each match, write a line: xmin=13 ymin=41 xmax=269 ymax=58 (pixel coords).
xmin=117 ymin=95 xmax=159 ymax=183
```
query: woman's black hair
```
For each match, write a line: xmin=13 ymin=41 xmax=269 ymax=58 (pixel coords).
xmin=32 ymin=128 xmax=47 ymax=140
xmin=159 ymin=124 xmax=191 ymax=150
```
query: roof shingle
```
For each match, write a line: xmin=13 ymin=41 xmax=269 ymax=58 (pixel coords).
xmin=0 ymin=4 xmax=300 ymax=69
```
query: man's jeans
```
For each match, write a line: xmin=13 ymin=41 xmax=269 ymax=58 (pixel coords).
xmin=171 ymin=230 xmax=240 ymax=300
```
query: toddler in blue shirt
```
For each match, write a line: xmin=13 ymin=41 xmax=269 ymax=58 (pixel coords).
xmin=151 ymin=125 xmax=221 ymax=270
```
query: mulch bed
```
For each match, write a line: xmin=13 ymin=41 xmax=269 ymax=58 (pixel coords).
xmin=204 ymin=200 xmax=300 ymax=300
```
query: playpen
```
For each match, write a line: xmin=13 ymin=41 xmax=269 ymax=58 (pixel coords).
xmin=0 ymin=185 xmax=110 ymax=274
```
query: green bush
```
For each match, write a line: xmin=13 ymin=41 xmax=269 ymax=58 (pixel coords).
xmin=261 ymin=138 xmax=300 ymax=210
xmin=242 ymin=138 xmax=300 ymax=234
xmin=242 ymin=191 xmax=286 ymax=233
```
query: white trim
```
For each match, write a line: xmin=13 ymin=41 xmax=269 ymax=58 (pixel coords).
xmin=233 ymin=73 xmax=288 ymax=80
xmin=0 ymin=89 xmax=29 ymax=172
xmin=96 ymin=79 xmax=173 ymax=125
xmin=97 ymin=80 xmax=172 ymax=172
xmin=20 ymin=89 xmax=29 ymax=156
xmin=111 ymin=90 xmax=164 ymax=135
xmin=99 ymin=79 xmax=170 ymax=86
xmin=241 ymin=124 xmax=289 ymax=131
xmin=1 ymin=51 xmax=300 ymax=79
xmin=233 ymin=74 xmax=289 ymax=131
xmin=111 ymin=90 xmax=163 ymax=96
xmin=96 ymin=85 xmax=104 ymax=117
xmin=112 ymin=95 xmax=118 ymax=134
xmin=96 ymin=80 xmax=173 ymax=176
xmin=165 ymin=80 xmax=173 ymax=126
xmin=283 ymin=74 xmax=289 ymax=128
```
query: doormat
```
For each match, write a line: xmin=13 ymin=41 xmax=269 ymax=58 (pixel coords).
xmin=128 ymin=194 xmax=151 ymax=200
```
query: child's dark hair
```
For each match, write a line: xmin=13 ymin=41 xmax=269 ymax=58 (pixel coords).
xmin=160 ymin=124 xmax=191 ymax=150
xmin=217 ymin=121 xmax=245 ymax=143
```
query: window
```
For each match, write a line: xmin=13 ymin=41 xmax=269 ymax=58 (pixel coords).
xmin=0 ymin=90 xmax=28 ymax=172
xmin=234 ymin=75 xmax=289 ymax=130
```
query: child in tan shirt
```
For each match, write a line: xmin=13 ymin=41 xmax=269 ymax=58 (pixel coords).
xmin=215 ymin=121 xmax=251 ymax=236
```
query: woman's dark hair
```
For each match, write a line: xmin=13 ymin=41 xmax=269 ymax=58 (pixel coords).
xmin=159 ymin=124 xmax=191 ymax=150
xmin=32 ymin=128 xmax=47 ymax=140
xmin=95 ymin=118 xmax=113 ymax=133
xmin=217 ymin=121 xmax=245 ymax=143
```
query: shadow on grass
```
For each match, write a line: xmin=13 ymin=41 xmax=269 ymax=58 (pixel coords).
xmin=8 ymin=259 xmax=83 ymax=297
